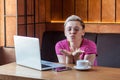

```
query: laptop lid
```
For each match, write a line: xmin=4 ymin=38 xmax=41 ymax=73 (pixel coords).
xmin=14 ymin=35 xmax=65 ymax=70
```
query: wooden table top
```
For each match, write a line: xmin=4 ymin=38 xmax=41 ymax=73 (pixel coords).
xmin=0 ymin=62 xmax=120 ymax=80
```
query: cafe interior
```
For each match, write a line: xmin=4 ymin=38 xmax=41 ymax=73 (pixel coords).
xmin=0 ymin=0 xmax=120 ymax=80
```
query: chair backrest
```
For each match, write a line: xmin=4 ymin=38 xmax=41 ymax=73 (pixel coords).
xmin=41 ymin=31 xmax=97 ymax=62
xmin=41 ymin=31 xmax=65 ymax=62
xmin=97 ymin=34 xmax=120 ymax=68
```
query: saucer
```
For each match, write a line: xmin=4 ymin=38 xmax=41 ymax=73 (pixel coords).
xmin=74 ymin=66 xmax=91 ymax=70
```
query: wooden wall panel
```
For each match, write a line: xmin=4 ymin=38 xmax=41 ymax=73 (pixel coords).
xmin=99 ymin=24 xmax=120 ymax=33
xmin=45 ymin=0 xmax=51 ymax=22
xmin=0 ymin=0 xmax=4 ymax=46
xmin=51 ymin=0 xmax=62 ymax=20
xmin=5 ymin=0 xmax=17 ymax=47
xmin=102 ymin=0 xmax=115 ymax=22
xmin=35 ymin=0 xmax=46 ymax=22
xmin=17 ymin=0 xmax=24 ymax=15
xmin=38 ymin=0 xmax=46 ymax=22
xmin=17 ymin=0 xmax=25 ymax=36
xmin=35 ymin=0 xmax=39 ymax=23
xmin=116 ymin=0 xmax=120 ymax=22
xmin=27 ymin=16 xmax=34 ymax=24
xmin=85 ymin=24 xmax=99 ymax=33
xmin=6 ymin=17 xmax=17 ymax=47
xmin=88 ymin=0 xmax=101 ymax=22
xmin=46 ymin=23 xmax=64 ymax=31
xmin=18 ymin=25 xmax=26 ymax=36
xmin=27 ymin=0 xmax=34 ymax=15
xmin=18 ymin=16 xmax=25 ymax=24
xmin=76 ymin=0 xmax=87 ymax=21
xmin=6 ymin=0 xmax=16 ymax=15
xmin=27 ymin=25 xmax=34 ymax=37
xmin=35 ymin=24 xmax=45 ymax=46
xmin=63 ymin=0 xmax=74 ymax=20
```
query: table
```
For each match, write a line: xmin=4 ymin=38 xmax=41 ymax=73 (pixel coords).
xmin=0 ymin=62 xmax=120 ymax=80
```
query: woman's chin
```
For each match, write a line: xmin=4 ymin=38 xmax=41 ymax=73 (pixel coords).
xmin=69 ymin=39 xmax=76 ymax=42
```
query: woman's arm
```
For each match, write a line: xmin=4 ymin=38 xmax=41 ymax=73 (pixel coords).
xmin=57 ymin=49 xmax=73 ymax=64
xmin=57 ymin=55 xmax=73 ymax=64
xmin=72 ymin=49 xmax=84 ymax=63
xmin=57 ymin=55 xmax=66 ymax=63
xmin=84 ymin=54 xmax=96 ymax=66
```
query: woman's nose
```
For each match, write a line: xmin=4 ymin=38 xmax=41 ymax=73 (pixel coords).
xmin=70 ymin=29 xmax=76 ymax=34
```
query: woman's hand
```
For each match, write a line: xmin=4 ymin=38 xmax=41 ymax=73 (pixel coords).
xmin=60 ymin=49 xmax=72 ymax=56
xmin=72 ymin=48 xmax=84 ymax=62
xmin=59 ymin=49 xmax=84 ymax=64
xmin=60 ymin=49 xmax=73 ymax=63
xmin=72 ymin=48 xmax=84 ymax=56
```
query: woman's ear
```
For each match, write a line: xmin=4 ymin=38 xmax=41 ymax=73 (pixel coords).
xmin=64 ymin=30 xmax=67 ymax=37
xmin=82 ymin=30 xmax=85 ymax=37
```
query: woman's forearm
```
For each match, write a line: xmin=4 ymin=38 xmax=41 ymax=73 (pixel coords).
xmin=84 ymin=54 xmax=96 ymax=66
xmin=66 ymin=55 xmax=73 ymax=64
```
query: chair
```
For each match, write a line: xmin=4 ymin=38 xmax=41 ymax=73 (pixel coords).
xmin=97 ymin=33 xmax=120 ymax=68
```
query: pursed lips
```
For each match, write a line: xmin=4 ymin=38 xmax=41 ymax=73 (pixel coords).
xmin=69 ymin=35 xmax=75 ymax=39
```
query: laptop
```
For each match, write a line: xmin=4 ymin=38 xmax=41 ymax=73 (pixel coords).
xmin=14 ymin=35 xmax=65 ymax=70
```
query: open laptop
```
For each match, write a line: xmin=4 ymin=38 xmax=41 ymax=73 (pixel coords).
xmin=14 ymin=35 xmax=65 ymax=70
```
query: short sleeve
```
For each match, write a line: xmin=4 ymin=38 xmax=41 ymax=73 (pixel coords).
xmin=55 ymin=39 xmax=68 ymax=55
xmin=55 ymin=42 xmax=63 ymax=55
xmin=84 ymin=41 xmax=97 ymax=55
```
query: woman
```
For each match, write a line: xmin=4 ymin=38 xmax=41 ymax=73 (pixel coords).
xmin=55 ymin=15 xmax=97 ymax=66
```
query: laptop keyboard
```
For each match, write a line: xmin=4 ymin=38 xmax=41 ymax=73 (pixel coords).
xmin=42 ymin=64 xmax=50 ymax=68
xmin=41 ymin=60 xmax=65 ymax=68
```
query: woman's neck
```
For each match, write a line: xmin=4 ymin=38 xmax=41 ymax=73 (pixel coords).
xmin=69 ymin=39 xmax=83 ymax=49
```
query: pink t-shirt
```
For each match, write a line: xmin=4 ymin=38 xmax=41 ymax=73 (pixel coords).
xmin=55 ymin=38 xmax=97 ymax=66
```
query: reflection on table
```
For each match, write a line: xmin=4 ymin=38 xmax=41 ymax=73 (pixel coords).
xmin=0 ymin=62 xmax=120 ymax=80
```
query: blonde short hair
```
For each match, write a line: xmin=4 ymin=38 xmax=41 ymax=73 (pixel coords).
xmin=64 ymin=15 xmax=85 ymax=29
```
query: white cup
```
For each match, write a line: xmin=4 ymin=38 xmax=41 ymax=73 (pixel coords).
xmin=76 ymin=60 xmax=91 ymax=68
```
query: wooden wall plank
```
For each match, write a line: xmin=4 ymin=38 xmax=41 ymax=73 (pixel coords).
xmin=17 ymin=0 xmax=24 ymax=15
xmin=76 ymin=0 xmax=87 ymax=21
xmin=17 ymin=0 xmax=25 ymax=25
xmin=27 ymin=25 xmax=34 ymax=37
xmin=35 ymin=0 xmax=39 ymax=23
xmin=6 ymin=0 xmax=16 ymax=15
xmin=45 ymin=0 xmax=51 ymax=22
xmin=18 ymin=25 xmax=26 ymax=36
xmin=99 ymin=24 xmax=120 ymax=33
xmin=0 ymin=0 xmax=4 ymax=46
xmin=27 ymin=0 xmax=34 ymax=15
xmin=85 ymin=24 xmax=99 ymax=33
xmin=116 ymin=0 xmax=120 ymax=22
xmin=18 ymin=17 xmax=25 ymax=24
xmin=5 ymin=0 xmax=17 ymax=47
xmin=102 ymin=0 xmax=115 ymax=22
xmin=27 ymin=16 xmax=34 ymax=24
xmin=35 ymin=0 xmax=46 ymax=22
xmin=38 ymin=0 xmax=45 ymax=22
xmin=63 ymin=0 xmax=74 ymax=20
xmin=6 ymin=17 xmax=17 ymax=47
xmin=51 ymin=0 xmax=62 ymax=20
xmin=35 ymin=24 xmax=45 ymax=46
xmin=46 ymin=23 xmax=64 ymax=31
xmin=88 ymin=0 xmax=101 ymax=22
